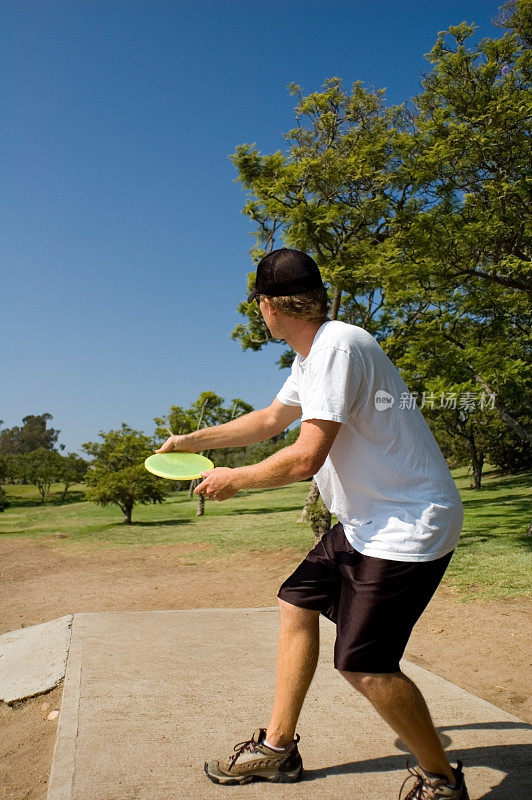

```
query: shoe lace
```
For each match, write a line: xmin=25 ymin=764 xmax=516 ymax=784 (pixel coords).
xmin=398 ymin=762 xmax=438 ymax=800
xmin=228 ymin=735 xmax=259 ymax=768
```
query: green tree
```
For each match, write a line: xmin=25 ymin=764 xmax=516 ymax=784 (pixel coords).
xmin=23 ymin=449 xmax=64 ymax=503
xmin=0 ymin=413 xmax=62 ymax=455
xmin=230 ymin=77 xmax=403 ymax=364
xmin=495 ymin=0 xmax=532 ymax=47
xmin=155 ymin=393 xmax=255 ymax=516
xmin=229 ymin=11 xmax=531 ymax=529
xmin=395 ymin=337 xmax=505 ymax=489
xmin=385 ymin=21 xmax=531 ymax=455
xmin=154 ymin=404 xmax=196 ymax=440
xmin=58 ymin=453 xmax=89 ymax=502
xmin=0 ymin=453 xmax=26 ymax=485
xmin=154 ymin=392 xmax=251 ymax=443
xmin=83 ymin=425 xmax=169 ymax=524
xmin=0 ymin=454 xmax=10 ymax=485
xmin=0 ymin=454 xmax=9 ymax=510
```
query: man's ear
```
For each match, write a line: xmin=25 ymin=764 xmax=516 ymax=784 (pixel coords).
xmin=262 ymin=297 xmax=276 ymax=316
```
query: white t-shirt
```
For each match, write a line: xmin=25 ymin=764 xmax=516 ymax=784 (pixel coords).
xmin=277 ymin=320 xmax=463 ymax=562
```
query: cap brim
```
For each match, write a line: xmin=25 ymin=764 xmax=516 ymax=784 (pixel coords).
xmin=247 ymin=288 xmax=258 ymax=303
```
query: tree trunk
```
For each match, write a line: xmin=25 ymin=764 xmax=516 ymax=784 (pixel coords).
xmin=305 ymin=498 xmax=331 ymax=543
xmin=298 ymin=479 xmax=320 ymax=522
xmin=466 ymin=432 xmax=484 ymax=489
xmin=189 ymin=400 xmax=210 ymax=512
xmin=470 ymin=370 xmax=531 ymax=443
xmin=330 ymin=287 xmax=342 ymax=321
xmin=196 ymin=492 xmax=205 ymax=517
xmin=119 ymin=501 xmax=133 ymax=524
xmin=313 ymin=507 xmax=331 ymax=543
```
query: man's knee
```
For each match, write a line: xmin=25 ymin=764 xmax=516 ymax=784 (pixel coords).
xmin=339 ymin=670 xmax=402 ymax=695
xmin=278 ymin=598 xmax=320 ymax=629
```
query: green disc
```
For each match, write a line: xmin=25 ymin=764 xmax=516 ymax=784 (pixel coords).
xmin=144 ymin=452 xmax=214 ymax=481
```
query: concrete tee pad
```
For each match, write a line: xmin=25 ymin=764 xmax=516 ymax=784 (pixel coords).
xmin=47 ymin=609 xmax=531 ymax=800
xmin=0 ymin=614 xmax=72 ymax=704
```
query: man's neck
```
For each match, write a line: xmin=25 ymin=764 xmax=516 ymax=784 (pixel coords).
xmin=283 ymin=318 xmax=328 ymax=359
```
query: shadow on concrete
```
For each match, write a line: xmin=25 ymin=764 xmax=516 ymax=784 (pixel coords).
xmin=394 ymin=721 xmax=532 ymax=752
xmin=303 ymin=736 xmax=532 ymax=799
xmin=441 ymin=721 xmax=532 ymax=734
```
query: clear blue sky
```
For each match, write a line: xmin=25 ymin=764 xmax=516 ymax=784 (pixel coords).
xmin=1 ymin=0 xmax=499 ymax=453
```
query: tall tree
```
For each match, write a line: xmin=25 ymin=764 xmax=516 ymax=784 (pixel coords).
xmin=230 ymin=77 xmax=404 ymax=364
xmin=230 ymin=12 xmax=530 ymax=530
xmin=0 ymin=413 xmax=62 ymax=454
xmin=384 ymin=20 xmax=531 ymax=463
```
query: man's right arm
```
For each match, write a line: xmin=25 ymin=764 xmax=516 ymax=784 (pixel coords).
xmin=155 ymin=399 xmax=302 ymax=453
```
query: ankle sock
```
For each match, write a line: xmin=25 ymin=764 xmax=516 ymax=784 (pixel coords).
xmin=420 ymin=767 xmax=457 ymax=789
xmin=263 ymin=736 xmax=289 ymax=752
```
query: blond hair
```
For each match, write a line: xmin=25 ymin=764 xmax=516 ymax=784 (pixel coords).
xmin=259 ymin=286 xmax=329 ymax=321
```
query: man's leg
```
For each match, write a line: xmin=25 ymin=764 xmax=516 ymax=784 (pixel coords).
xmin=205 ymin=527 xmax=343 ymax=785
xmin=204 ymin=598 xmax=318 ymax=785
xmin=266 ymin=599 xmax=320 ymax=746
xmin=340 ymin=670 xmax=455 ymax=785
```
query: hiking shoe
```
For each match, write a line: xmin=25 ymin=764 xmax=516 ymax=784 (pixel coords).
xmin=204 ymin=728 xmax=303 ymax=785
xmin=398 ymin=760 xmax=470 ymax=799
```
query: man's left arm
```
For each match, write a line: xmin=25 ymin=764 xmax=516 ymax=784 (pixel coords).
xmin=194 ymin=418 xmax=341 ymax=501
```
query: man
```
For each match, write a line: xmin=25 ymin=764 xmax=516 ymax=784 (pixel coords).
xmin=156 ymin=248 xmax=469 ymax=799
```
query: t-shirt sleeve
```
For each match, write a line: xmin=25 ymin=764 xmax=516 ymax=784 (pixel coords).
xmin=276 ymin=370 xmax=301 ymax=407
xmin=301 ymin=346 xmax=364 ymax=424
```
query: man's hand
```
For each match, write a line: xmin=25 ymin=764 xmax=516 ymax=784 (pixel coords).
xmin=155 ymin=435 xmax=196 ymax=454
xmin=194 ymin=467 xmax=239 ymax=502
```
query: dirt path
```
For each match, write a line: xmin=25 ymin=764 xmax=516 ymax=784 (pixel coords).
xmin=0 ymin=537 xmax=530 ymax=800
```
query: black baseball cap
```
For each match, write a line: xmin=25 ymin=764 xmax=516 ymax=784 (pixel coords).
xmin=247 ymin=248 xmax=324 ymax=303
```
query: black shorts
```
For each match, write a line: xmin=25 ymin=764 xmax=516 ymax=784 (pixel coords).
xmin=277 ymin=523 xmax=453 ymax=673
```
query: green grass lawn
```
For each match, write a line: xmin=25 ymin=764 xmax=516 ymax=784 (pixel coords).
xmin=445 ymin=466 xmax=531 ymax=600
xmin=0 ymin=481 xmax=315 ymax=553
xmin=1 ymin=467 xmax=530 ymax=600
